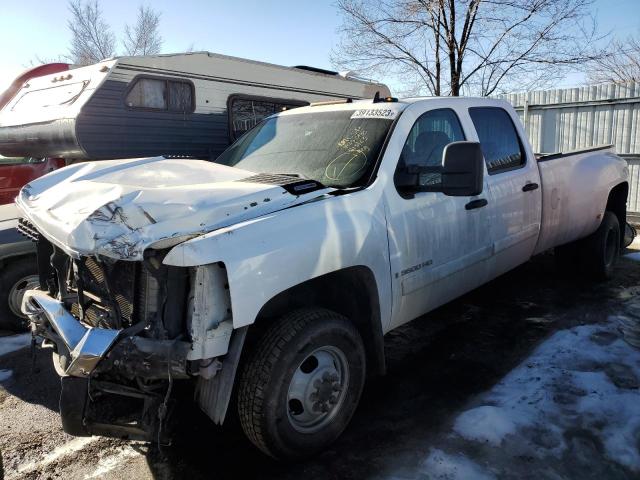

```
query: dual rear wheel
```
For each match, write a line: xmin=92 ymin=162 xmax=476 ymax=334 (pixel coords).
xmin=555 ymin=211 xmax=621 ymax=280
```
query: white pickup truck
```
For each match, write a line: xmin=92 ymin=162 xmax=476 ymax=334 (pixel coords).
xmin=17 ymin=97 xmax=628 ymax=459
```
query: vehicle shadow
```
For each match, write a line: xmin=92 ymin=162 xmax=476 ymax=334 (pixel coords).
xmin=143 ymin=252 xmax=638 ymax=479
xmin=0 ymin=340 xmax=61 ymax=412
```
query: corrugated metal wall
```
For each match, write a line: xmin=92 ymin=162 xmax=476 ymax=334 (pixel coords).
xmin=499 ymin=82 xmax=640 ymax=217
xmin=627 ymin=155 xmax=640 ymax=215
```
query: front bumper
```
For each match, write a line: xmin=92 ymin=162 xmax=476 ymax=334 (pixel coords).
xmin=22 ymin=289 xmax=121 ymax=377
xmin=21 ymin=289 xmax=191 ymax=379
xmin=22 ymin=288 xmax=192 ymax=441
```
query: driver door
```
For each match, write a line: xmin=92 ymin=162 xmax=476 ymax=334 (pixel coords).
xmin=385 ymin=106 xmax=493 ymax=329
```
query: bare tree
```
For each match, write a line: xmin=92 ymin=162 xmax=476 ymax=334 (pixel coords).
xmin=587 ymin=35 xmax=640 ymax=84
xmin=123 ymin=5 xmax=163 ymax=56
xmin=333 ymin=0 xmax=605 ymax=96
xmin=67 ymin=0 xmax=116 ymax=65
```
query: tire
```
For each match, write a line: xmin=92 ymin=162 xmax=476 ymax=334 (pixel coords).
xmin=0 ymin=257 xmax=39 ymax=331
xmin=580 ymin=211 xmax=620 ymax=280
xmin=237 ymin=308 xmax=366 ymax=460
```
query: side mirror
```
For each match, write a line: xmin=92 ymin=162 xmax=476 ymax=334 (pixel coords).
xmin=441 ymin=141 xmax=484 ymax=197
xmin=395 ymin=141 xmax=484 ymax=196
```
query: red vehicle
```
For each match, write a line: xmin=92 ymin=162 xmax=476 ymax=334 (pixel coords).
xmin=0 ymin=63 xmax=70 ymax=206
xmin=0 ymin=156 xmax=65 ymax=205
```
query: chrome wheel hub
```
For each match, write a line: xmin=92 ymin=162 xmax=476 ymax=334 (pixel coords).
xmin=8 ymin=274 xmax=39 ymax=319
xmin=287 ymin=346 xmax=349 ymax=433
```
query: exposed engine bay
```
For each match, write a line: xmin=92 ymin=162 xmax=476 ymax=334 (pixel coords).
xmin=18 ymin=217 xmax=232 ymax=442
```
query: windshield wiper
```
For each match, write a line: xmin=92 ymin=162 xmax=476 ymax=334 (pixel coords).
xmin=255 ymin=172 xmax=328 ymax=195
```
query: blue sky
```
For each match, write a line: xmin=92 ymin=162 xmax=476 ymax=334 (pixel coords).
xmin=0 ymin=0 xmax=638 ymax=94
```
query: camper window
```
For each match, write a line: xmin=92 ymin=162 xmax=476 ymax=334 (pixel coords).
xmin=125 ymin=77 xmax=194 ymax=113
xmin=11 ymin=81 xmax=88 ymax=112
xmin=229 ymin=95 xmax=307 ymax=140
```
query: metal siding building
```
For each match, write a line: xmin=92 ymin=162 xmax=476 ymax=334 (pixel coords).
xmin=500 ymin=82 xmax=640 ymax=218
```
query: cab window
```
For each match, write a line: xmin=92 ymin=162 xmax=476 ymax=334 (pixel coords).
xmin=469 ymin=107 xmax=525 ymax=174
xmin=396 ymin=108 xmax=465 ymax=187
xmin=228 ymin=95 xmax=308 ymax=140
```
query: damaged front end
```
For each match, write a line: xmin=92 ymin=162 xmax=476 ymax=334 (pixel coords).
xmin=19 ymin=218 xmax=231 ymax=443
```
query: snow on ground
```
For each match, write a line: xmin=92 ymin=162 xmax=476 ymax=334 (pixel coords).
xmin=0 ymin=333 xmax=31 ymax=357
xmin=625 ymin=251 xmax=640 ymax=262
xmin=422 ymin=449 xmax=496 ymax=480
xmin=417 ymin=316 xmax=640 ymax=479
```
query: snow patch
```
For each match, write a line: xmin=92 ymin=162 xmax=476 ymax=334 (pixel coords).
xmin=453 ymin=405 xmax=516 ymax=446
xmin=421 ymin=449 xmax=496 ymax=480
xmin=85 ymin=445 xmax=141 ymax=479
xmin=0 ymin=369 xmax=12 ymax=382
xmin=436 ymin=321 xmax=640 ymax=472
xmin=0 ymin=333 xmax=31 ymax=357
xmin=624 ymin=251 xmax=640 ymax=262
xmin=12 ymin=436 xmax=99 ymax=478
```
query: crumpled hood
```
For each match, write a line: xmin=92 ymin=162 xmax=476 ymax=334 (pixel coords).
xmin=16 ymin=157 xmax=331 ymax=260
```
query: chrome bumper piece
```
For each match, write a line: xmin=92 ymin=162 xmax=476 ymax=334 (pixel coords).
xmin=21 ymin=289 xmax=120 ymax=377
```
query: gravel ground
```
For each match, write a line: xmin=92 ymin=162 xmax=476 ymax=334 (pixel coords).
xmin=1 ymin=243 xmax=639 ymax=479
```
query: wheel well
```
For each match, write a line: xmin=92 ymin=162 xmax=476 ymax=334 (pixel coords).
xmin=606 ymin=182 xmax=628 ymax=247
xmin=249 ymin=266 xmax=386 ymax=376
xmin=0 ymin=253 xmax=36 ymax=271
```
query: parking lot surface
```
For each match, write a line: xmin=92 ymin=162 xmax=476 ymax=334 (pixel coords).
xmin=1 ymin=244 xmax=639 ymax=479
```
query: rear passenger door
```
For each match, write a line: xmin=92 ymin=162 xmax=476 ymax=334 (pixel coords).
xmin=468 ymin=106 xmax=542 ymax=278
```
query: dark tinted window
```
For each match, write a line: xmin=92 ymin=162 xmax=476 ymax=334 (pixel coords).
xmin=125 ymin=77 xmax=194 ymax=112
xmin=398 ymin=108 xmax=465 ymax=187
xmin=469 ymin=107 xmax=525 ymax=173
xmin=229 ymin=97 xmax=307 ymax=140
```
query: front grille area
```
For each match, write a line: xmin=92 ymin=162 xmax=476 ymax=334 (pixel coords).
xmin=18 ymin=217 xmax=164 ymax=331
xmin=71 ymin=257 xmax=139 ymax=329
xmin=17 ymin=218 xmax=40 ymax=241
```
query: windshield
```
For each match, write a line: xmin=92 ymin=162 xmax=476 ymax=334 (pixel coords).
xmin=216 ymin=109 xmax=396 ymax=188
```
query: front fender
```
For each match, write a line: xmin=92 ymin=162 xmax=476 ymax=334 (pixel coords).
xmin=163 ymin=190 xmax=392 ymax=331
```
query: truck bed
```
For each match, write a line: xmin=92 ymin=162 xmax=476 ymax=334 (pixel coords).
xmin=533 ymin=145 xmax=626 ymax=254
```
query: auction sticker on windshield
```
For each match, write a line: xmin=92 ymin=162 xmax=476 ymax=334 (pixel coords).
xmin=350 ymin=108 xmax=399 ymax=120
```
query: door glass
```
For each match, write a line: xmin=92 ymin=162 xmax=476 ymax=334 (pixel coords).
xmin=398 ymin=108 xmax=465 ymax=187
xmin=469 ymin=107 xmax=525 ymax=174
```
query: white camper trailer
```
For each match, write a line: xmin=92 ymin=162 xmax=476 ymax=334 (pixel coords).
xmin=0 ymin=52 xmax=390 ymax=160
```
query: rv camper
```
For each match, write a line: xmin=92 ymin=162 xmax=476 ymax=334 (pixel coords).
xmin=0 ymin=52 xmax=390 ymax=160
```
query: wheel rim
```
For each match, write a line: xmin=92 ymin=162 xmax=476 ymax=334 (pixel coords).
xmin=286 ymin=346 xmax=350 ymax=433
xmin=8 ymin=274 xmax=39 ymax=319
xmin=604 ymin=227 xmax=617 ymax=267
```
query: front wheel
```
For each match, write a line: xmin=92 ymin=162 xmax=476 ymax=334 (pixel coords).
xmin=237 ymin=308 xmax=366 ymax=460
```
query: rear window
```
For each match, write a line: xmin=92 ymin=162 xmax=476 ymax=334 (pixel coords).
xmin=11 ymin=81 xmax=88 ymax=112
xmin=469 ymin=107 xmax=525 ymax=174
xmin=125 ymin=77 xmax=194 ymax=113
xmin=229 ymin=96 xmax=307 ymax=140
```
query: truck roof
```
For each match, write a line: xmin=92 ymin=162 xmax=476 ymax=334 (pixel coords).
xmin=278 ymin=96 xmax=514 ymax=117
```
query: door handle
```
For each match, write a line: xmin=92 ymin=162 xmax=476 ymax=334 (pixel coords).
xmin=465 ymin=198 xmax=488 ymax=210
xmin=522 ymin=182 xmax=539 ymax=192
